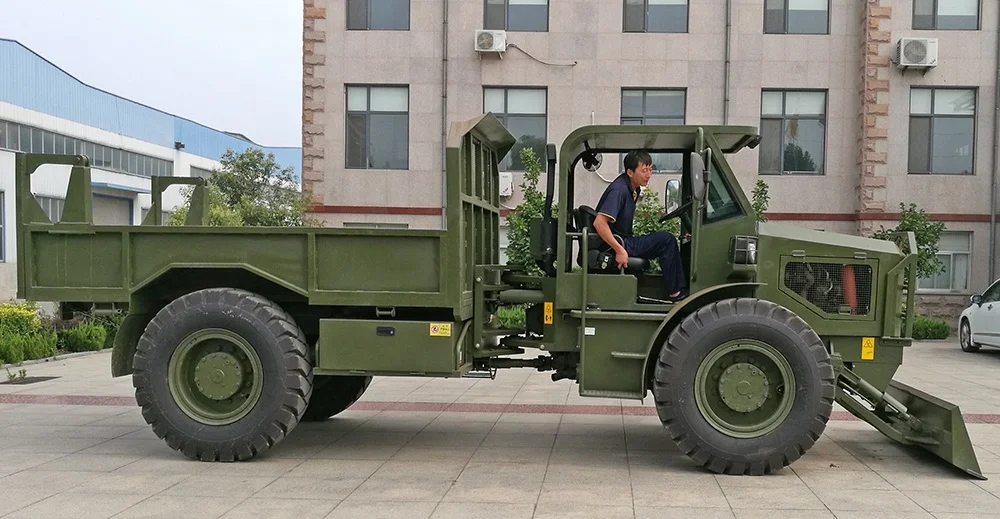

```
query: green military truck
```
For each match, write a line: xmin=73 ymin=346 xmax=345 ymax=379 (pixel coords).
xmin=14 ymin=115 xmax=984 ymax=478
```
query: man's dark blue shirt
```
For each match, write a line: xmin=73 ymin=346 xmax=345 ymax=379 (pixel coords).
xmin=596 ymin=173 xmax=639 ymax=237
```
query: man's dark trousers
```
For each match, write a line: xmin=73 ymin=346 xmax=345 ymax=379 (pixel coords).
xmin=622 ymin=232 xmax=686 ymax=296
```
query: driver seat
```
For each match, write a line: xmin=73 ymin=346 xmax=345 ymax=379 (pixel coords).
xmin=573 ymin=205 xmax=649 ymax=275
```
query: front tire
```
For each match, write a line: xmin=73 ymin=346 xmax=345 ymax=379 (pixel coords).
xmin=960 ymin=319 xmax=980 ymax=352
xmin=132 ymin=288 xmax=314 ymax=462
xmin=653 ymin=298 xmax=835 ymax=475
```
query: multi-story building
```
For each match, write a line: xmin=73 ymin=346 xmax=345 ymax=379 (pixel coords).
xmin=0 ymin=38 xmax=302 ymax=301
xmin=304 ymin=0 xmax=998 ymax=322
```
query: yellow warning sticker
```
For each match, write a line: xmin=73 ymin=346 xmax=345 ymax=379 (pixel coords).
xmin=861 ymin=337 xmax=875 ymax=360
xmin=544 ymin=302 xmax=553 ymax=325
xmin=429 ymin=323 xmax=452 ymax=337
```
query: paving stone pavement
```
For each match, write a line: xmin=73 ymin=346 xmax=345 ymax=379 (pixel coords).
xmin=1 ymin=340 xmax=1000 ymax=518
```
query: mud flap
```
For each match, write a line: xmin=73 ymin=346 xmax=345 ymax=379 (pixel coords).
xmin=834 ymin=360 xmax=985 ymax=480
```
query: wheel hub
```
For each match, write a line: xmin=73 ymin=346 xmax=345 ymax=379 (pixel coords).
xmin=194 ymin=352 xmax=244 ymax=401
xmin=719 ymin=363 xmax=769 ymax=412
xmin=694 ymin=339 xmax=796 ymax=439
xmin=167 ymin=328 xmax=264 ymax=426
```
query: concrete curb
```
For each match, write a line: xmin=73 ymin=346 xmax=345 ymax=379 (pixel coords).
xmin=1 ymin=349 xmax=110 ymax=370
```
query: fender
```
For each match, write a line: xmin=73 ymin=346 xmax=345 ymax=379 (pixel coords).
xmin=111 ymin=265 xmax=309 ymax=377
xmin=638 ymin=282 xmax=763 ymax=397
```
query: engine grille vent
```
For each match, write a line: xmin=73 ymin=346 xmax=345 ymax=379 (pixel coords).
xmin=783 ymin=262 xmax=873 ymax=316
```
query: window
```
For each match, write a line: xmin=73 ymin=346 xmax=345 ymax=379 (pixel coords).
xmin=704 ymin=156 xmax=742 ymax=223
xmin=759 ymin=90 xmax=826 ymax=175
xmin=982 ymin=280 xmax=1000 ymax=303
xmin=346 ymin=85 xmax=409 ymax=170
xmin=623 ymin=0 xmax=688 ymax=33
xmin=913 ymin=0 xmax=979 ymax=30
xmin=484 ymin=87 xmax=547 ymax=171
xmin=620 ymin=88 xmax=686 ymax=173
xmin=35 ymin=196 xmax=65 ymax=224
xmin=347 ymin=0 xmax=409 ymax=30
xmin=485 ymin=0 xmax=548 ymax=32
xmin=0 ymin=192 xmax=4 ymax=262
xmin=764 ymin=0 xmax=829 ymax=34
xmin=0 ymin=119 xmax=172 ymax=177
xmin=919 ymin=232 xmax=972 ymax=291
xmin=909 ymin=88 xmax=976 ymax=175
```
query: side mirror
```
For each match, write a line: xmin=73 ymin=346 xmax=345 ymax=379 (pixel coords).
xmin=689 ymin=151 xmax=708 ymax=202
xmin=972 ymin=294 xmax=983 ymax=306
xmin=664 ymin=179 xmax=681 ymax=214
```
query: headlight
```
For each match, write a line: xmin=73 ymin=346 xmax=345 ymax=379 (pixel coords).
xmin=731 ymin=235 xmax=758 ymax=265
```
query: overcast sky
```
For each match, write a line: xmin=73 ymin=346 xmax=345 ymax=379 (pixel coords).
xmin=0 ymin=0 xmax=303 ymax=148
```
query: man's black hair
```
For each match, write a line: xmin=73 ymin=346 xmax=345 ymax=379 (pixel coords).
xmin=623 ymin=150 xmax=652 ymax=173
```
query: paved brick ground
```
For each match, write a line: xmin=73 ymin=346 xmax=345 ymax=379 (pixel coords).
xmin=1 ymin=340 xmax=1000 ymax=518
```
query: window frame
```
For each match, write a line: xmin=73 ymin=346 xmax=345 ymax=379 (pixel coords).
xmin=758 ymin=88 xmax=828 ymax=176
xmin=483 ymin=0 xmax=550 ymax=32
xmin=622 ymin=0 xmax=690 ymax=33
xmin=344 ymin=84 xmax=411 ymax=170
xmin=764 ymin=0 xmax=831 ymax=35
xmin=619 ymin=87 xmax=687 ymax=174
xmin=346 ymin=0 xmax=411 ymax=31
xmin=702 ymin=154 xmax=744 ymax=224
xmin=483 ymin=86 xmax=548 ymax=172
xmin=917 ymin=231 xmax=973 ymax=292
xmin=908 ymin=87 xmax=977 ymax=176
xmin=912 ymin=0 xmax=981 ymax=31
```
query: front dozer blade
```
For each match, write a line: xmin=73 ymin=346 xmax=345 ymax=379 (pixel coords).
xmin=835 ymin=362 xmax=985 ymax=480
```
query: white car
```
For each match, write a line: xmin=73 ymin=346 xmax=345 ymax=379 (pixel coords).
xmin=959 ymin=277 xmax=1000 ymax=352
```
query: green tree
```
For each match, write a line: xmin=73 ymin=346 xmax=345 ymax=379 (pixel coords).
xmin=751 ymin=179 xmax=770 ymax=223
xmin=166 ymin=184 xmax=244 ymax=227
xmin=167 ymin=148 xmax=321 ymax=227
xmin=632 ymin=188 xmax=681 ymax=273
xmin=504 ymin=147 xmax=550 ymax=277
xmin=871 ymin=202 xmax=946 ymax=280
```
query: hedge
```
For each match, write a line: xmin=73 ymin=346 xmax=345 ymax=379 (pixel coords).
xmin=0 ymin=302 xmax=119 ymax=367
xmin=912 ymin=316 xmax=951 ymax=340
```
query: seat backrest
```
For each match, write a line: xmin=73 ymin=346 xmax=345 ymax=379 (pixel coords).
xmin=576 ymin=205 xmax=598 ymax=233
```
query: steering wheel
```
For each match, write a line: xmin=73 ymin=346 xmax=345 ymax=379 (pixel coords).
xmin=660 ymin=199 xmax=693 ymax=225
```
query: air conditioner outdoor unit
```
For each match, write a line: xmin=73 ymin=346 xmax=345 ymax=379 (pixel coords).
xmin=499 ymin=171 xmax=513 ymax=197
xmin=896 ymin=37 xmax=938 ymax=68
xmin=475 ymin=30 xmax=507 ymax=54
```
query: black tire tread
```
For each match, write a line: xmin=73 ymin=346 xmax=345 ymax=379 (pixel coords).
xmin=301 ymin=374 xmax=373 ymax=422
xmin=132 ymin=287 xmax=314 ymax=462
xmin=652 ymin=297 xmax=836 ymax=476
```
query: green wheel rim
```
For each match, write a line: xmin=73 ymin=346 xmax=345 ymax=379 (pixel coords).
xmin=694 ymin=339 xmax=796 ymax=438
xmin=167 ymin=328 xmax=264 ymax=425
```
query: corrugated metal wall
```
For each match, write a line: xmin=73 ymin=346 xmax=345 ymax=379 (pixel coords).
xmin=0 ymin=39 xmax=301 ymax=182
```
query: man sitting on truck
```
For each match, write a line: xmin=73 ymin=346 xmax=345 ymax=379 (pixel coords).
xmin=593 ymin=150 xmax=687 ymax=301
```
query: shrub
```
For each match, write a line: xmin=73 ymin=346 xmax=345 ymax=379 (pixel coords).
xmin=0 ymin=302 xmax=58 ymax=365
xmin=85 ymin=313 xmax=125 ymax=350
xmin=912 ymin=316 xmax=951 ymax=340
xmin=0 ymin=302 xmax=42 ymax=337
xmin=62 ymin=321 xmax=108 ymax=353
xmin=497 ymin=306 xmax=526 ymax=330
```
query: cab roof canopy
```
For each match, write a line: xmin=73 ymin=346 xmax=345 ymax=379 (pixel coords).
xmin=560 ymin=124 xmax=761 ymax=165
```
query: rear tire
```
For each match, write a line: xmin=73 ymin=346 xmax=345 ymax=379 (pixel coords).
xmin=301 ymin=375 xmax=372 ymax=421
xmin=132 ymin=288 xmax=314 ymax=462
xmin=653 ymin=298 xmax=835 ymax=475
